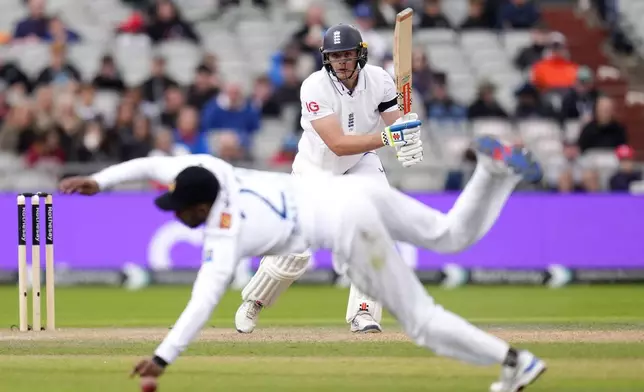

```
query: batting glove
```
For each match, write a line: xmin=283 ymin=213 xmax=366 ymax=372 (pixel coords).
xmin=397 ymin=139 xmax=423 ymax=167
xmin=381 ymin=113 xmax=421 ymax=148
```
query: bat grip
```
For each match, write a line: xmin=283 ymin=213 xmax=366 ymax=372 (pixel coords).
xmin=388 ymin=120 xmax=421 ymax=132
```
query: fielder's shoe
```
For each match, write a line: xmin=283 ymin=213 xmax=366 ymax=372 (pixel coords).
xmin=235 ymin=300 xmax=263 ymax=333
xmin=490 ymin=350 xmax=547 ymax=392
xmin=475 ymin=136 xmax=543 ymax=184
xmin=350 ymin=311 xmax=383 ymax=333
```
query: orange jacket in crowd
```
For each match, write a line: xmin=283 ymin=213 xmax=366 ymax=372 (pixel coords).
xmin=530 ymin=55 xmax=579 ymax=91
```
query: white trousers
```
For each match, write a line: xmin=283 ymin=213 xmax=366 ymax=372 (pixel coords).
xmin=331 ymin=162 xmax=519 ymax=364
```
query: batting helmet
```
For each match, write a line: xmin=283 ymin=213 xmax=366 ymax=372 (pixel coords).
xmin=319 ymin=24 xmax=368 ymax=78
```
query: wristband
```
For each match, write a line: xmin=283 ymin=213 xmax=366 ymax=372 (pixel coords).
xmin=152 ymin=355 xmax=168 ymax=368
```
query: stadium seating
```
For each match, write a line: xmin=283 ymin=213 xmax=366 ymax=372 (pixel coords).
xmin=1 ymin=0 xmax=635 ymax=192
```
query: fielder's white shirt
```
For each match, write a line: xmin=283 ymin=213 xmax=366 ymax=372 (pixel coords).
xmin=90 ymin=155 xmax=310 ymax=364
xmin=295 ymin=64 xmax=399 ymax=175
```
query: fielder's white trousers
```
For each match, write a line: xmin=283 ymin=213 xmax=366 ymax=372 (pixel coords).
xmin=329 ymin=162 xmax=519 ymax=365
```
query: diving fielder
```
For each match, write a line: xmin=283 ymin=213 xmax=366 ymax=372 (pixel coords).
xmin=235 ymin=23 xmax=425 ymax=334
xmin=59 ymin=136 xmax=546 ymax=392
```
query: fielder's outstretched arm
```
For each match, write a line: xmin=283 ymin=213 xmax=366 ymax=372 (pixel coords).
xmin=154 ymin=232 xmax=238 ymax=366
xmin=91 ymin=156 xmax=179 ymax=189
xmin=91 ymin=155 xmax=232 ymax=190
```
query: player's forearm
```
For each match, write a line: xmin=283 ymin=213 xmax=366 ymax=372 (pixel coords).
xmin=91 ymin=157 xmax=162 ymax=190
xmin=329 ymin=133 xmax=384 ymax=156
xmin=154 ymin=263 xmax=231 ymax=364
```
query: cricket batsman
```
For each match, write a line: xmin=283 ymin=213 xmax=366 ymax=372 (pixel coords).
xmin=235 ymin=23 xmax=424 ymax=334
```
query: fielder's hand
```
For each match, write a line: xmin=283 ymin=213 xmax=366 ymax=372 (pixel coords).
xmin=59 ymin=176 xmax=100 ymax=195
xmin=131 ymin=357 xmax=165 ymax=378
xmin=381 ymin=113 xmax=421 ymax=148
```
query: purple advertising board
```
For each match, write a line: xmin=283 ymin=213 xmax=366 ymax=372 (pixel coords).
xmin=0 ymin=193 xmax=642 ymax=271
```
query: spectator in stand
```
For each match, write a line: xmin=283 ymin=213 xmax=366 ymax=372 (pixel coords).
xmin=292 ymin=4 xmax=327 ymax=69
xmin=52 ymin=93 xmax=83 ymax=156
xmin=186 ymin=64 xmax=219 ymax=111
xmin=212 ymin=130 xmax=246 ymax=162
xmin=76 ymin=84 xmax=99 ymax=122
xmin=609 ymin=145 xmax=641 ymax=192
xmin=559 ymin=66 xmax=600 ymax=124
xmin=577 ymin=95 xmax=627 ymax=153
xmin=482 ymin=0 xmax=504 ymax=28
xmin=106 ymin=101 xmax=135 ymax=157
xmin=71 ymin=118 xmax=114 ymax=162
xmin=460 ymin=0 xmax=489 ymax=29
xmin=43 ymin=15 xmax=80 ymax=44
xmin=149 ymin=127 xmax=190 ymax=157
xmin=353 ymin=3 xmax=386 ymax=66
xmin=117 ymin=11 xmax=146 ymax=35
xmin=514 ymin=23 xmax=548 ymax=72
xmin=590 ymin=0 xmax=634 ymax=56
xmin=34 ymin=42 xmax=82 ymax=89
xmin=372 ymin=0 xmax=405 ymax=28
xmin=92 ymin=55 xmax=126 ymax=93
xmin=426 ymin=73 xmax=467 ymax=123
xmin=174 ymin=105 xmax=209 ymax=154
xmin=25 ymin=129 xmax=65 ymax=167
xmin=123 ymin=87 xmax=146 ymax=122
xmin=0 ymin=58 xmax=31 ymax=93
xmin=120 ymin=114 xmax=153 ymax=160
xmin=498 ymin=0 xmax=541 ymax=29
xmin=146 ymin=0 xmax=200 ymax=44
xmin=530 ymin=32 xmax=579 ymax=92
xmin=0 ymin=101 xmax=35 ymax=154
xmin=200 ymin=82 xmax=260 ymax=160
xmin=412 ymin=48 xmax=437 ymax=104
xmin=140 ymin=55 xmax=178 ymax=104
xmin=251 ymin=75 xmax=281 ymax=118
xmin=556 ymin=141 xmax=591 ymax=193
xmin=467 ymin=80 xmax=508 ymax=119
xmin=201 ymin=52 xmax=218 ymax=73
xmin=420 ymin=0 xmax=452 ymax=29
xmin=13 ymin=0 xmax=50 ymax=42
xmin=513 ymin=83 xmax=557 ymax=121
xmin=269 ymin=58 xmax=302 ymax=107
xmin=33 ymin=86 xmax=55 ymax=135
xmin=268 ymin=41 xmax=300 ymax=89
xmin=159 ymin=85 xmax=184 ymax=129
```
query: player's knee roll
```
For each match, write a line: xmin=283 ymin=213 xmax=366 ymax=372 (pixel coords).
xmin=240 ymin=254 xmax=310 ymax=307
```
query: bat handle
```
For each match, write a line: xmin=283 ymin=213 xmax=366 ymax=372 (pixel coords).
xmin=389 ymin=120 xmax=421 ymax=132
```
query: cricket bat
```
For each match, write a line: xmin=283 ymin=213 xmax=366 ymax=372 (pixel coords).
xmin=393 ymin=8 xmax=413 ymax=115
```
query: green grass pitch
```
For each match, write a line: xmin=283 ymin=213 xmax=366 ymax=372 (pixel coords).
xmin=1 ymin=285 xmax=643 ymax=391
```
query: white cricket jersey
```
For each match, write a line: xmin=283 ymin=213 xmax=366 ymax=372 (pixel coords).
xmin=89 ymin=155 xmax=323 ymax=364
xmin=295 ymin=64 xmax=399 ymax=175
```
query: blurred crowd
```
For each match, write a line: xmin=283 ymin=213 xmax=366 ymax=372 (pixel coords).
xmin=0 ymin=0 xmax=639 ymax=193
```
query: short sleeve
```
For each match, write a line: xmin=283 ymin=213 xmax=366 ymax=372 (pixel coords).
xmin=379 ymin=68 xmax=398 ymax=113
xmin=300 ymin=79 xmax=334 ymax=122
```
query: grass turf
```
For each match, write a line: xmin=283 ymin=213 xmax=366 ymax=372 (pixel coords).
xmin=0 ymin=285 xmax=643 ymax=391
xmin=1 ymin=285 xmax=643 ymax=327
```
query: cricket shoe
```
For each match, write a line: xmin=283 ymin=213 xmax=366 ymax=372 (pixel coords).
xmin=350 ymin=311 xmax=383 ymax=333
xmin=235 ymin=300 xmax=263 ymax=333
xmin=475 ymin=136 xmax=543 ymax=184
xmin=490 ymin=350 xmax=547 ymax=392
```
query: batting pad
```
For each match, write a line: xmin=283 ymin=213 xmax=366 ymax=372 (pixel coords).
xmin=241 ymin=253 xmax=310 ymax=307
